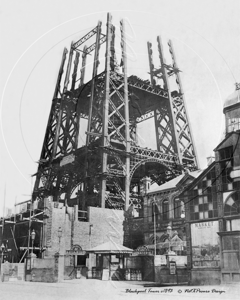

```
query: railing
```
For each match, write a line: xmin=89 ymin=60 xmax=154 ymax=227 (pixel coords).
xmin=78 ymin=210 xmax=87 ymax=222
xmin=130 ymin=146 xmax=178 ymax=163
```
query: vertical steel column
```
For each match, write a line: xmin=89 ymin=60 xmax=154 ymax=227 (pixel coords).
xmin=147 ymin=42 xmax=155 ymax=86
xmin=75 ymin=47 xmax=88 ymax=150
xmin=52 ymin=43 xmax=74 ymax=159
xmin=100 ymin=13 xmax=112 ymax=208
xmin=86 ymin=21 xmax=102 ymax=146
xmin=33 ymin=49 xmax=68 ymax=198
xmin=74 ymin=112 xmax=80 ymax=151
xmin=53 ymin=48 xmax=68 ymax=99
xmin=63 ymin=43 xmax=74 ymax=94
xmin=71 ymin=51 xmax=80 ymax=91
xmin=83 ymin=21 xmax=102 ymax=210
xmin=157 ymin=36 xmax=182 ymax=165
xmin=154 ymin=109 xmax=160 ymax=152
xmin=120 ymin=18 xmax=130 ymax=210
xmin=79 ymin=45 xmax=87 ymax=87
xmin=40 ymin=48 xmax=68 ymax=160
xmin=168 ymin=40 xmax=199 ymax=168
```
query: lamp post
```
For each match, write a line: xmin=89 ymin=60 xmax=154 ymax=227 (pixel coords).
xmin=181 ymin=212 xmax=186 ymax=253
xmin=0 ymin=243 xmax=5 ymax=279
xmin=88 ymin=224 xmax=93 ymax=279
xmin=167 ymin=224 xmax=172 ymax=253
xmin=181 ymin=213 xmax=185 ymax=219
xmin=152 ymin=197 xmax=157 ymax=257
xmin=57 ymin=227 xmax=62 ymax=254
xmin=31 ymin=229 xmax=36 ymax=255
xmin=1 ymin=243 xmax=5 ymax=264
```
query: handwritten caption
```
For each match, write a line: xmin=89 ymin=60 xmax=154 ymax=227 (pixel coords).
xmin=125 ymin=288 xmax=225 ymax=295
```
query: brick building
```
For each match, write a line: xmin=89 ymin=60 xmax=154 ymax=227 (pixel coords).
xmin=178 ymin=84 xmax=240 ymax=285
xmin=124 ymin=84 xmax=240 ymax=285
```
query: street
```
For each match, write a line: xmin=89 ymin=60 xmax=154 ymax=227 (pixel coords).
xmin=0 ymin=279 xmax=239 ymax=300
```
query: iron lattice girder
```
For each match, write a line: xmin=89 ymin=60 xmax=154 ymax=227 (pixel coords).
xmin=167 ymin=40 xmax=197 ymax=166
xmin=147 ymin=36 xmax=198 ymax=168
xmin=172 ymin=96 xmax=195 ymax=159
xmin=72 ymin=26 xmax=98 ymax=50
xmin=34 ymin=68 xmax=185 ymax=203
xmin=41 ymin=101 xmax=60 ymax=161
xmin=33 ymin=15 xmax=198 ymax=212
xmin=112 ymin=72 xmax=169 ymax=98
xmin=82 ymin=34 xmax=106 ymax=55
xmin=155 ymin=106 xmax=177 ymax=155
xmin=50 ymin=98 xmax=79 ymax=158
xmin=101 ymin=144 xmax=180 ymax=177
xmin=71 ymin=71 xmax=170 ymax=126
xmin=130 ymin=145 xmax=178 ymax=165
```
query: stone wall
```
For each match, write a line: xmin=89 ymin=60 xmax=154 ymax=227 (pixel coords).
xmin=44 ymin=202 xmax=125 ymax=256
xmin=30 ymin=257 xmax=57 ymax=282
xmin=73 ymin=206 xmax=125 ymax=249
xmin=154 ymin=266 xmax=189 ymax=284
xmin=44 ymin=201 xmax=72 ymax=257
xmin=191 ymin=269 xmax=221 ymax=285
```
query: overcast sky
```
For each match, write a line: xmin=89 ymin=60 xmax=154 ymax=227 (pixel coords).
xmin=0 ymin=0 xmax=240 ymax=216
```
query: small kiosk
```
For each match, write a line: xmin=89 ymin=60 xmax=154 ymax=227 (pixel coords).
xmin=87 ymin=241 xmax=133 ymax=280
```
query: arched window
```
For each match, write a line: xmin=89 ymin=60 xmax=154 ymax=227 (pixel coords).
xmin=162 ymin=200 xmax=169 ymax=220
xmin=174 ymin=198 xmax=181 ymax=219
xmin=152 ymin=202 xmax=159 ymax=222
xmin=224 ymin=191 xmax=240 ymax=216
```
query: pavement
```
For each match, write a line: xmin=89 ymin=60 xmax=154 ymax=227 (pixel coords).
xmin=0 ymin=278 xmax=239 ymax=300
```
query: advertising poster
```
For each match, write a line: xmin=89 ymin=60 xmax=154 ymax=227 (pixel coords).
xmin=191 ymin=221 xmax=220 ymax=268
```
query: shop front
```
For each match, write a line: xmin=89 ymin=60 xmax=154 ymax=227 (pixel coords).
xmin=126 ymin=245 xmax=154 ymax=281
xmin=87 ymin=241 xmax=133 ymax=280
xmin=65 ymin=244 xmax=88 ymax=279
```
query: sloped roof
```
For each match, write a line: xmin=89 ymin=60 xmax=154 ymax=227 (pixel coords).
xmin=223 ymin=88 xmax=240 ymax=111
xmin=87 ymin=240 xmax=133 ymax=253
xmin=214 ymin=131 xmax=239 ymax=151
xmin=148 ymin=169 xmax=203 ymax=194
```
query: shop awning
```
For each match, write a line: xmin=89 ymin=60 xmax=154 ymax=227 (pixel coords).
xmin=87 ymin=240 xmax=133 ymax=254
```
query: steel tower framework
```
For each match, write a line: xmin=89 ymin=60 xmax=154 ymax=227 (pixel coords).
xmin=32 ymin=13 xmax=198 ymax=212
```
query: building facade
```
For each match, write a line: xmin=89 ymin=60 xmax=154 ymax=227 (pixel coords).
xmin=178 ymin=84 xmax=240 ymax=285
xmin=124 ymin=84 xmax=240 ymax=285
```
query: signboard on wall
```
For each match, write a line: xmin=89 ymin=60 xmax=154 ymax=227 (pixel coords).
xmin=169 ymin=261 xmax=176 ymax=274
xmin=154 ymin=255 xmax=167 ymax=266
xmin=132 ymin=245 xmax=153 ymax=256
xmin=102 ymin=269 xmax=109 ymax=281
xmin=66 ymin=244 xmax=86 ymax=255
xmin=191 ymin=221 xmax=220 ymax=268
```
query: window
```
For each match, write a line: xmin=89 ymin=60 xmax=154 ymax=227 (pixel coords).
xmin=224 ymin=191 xmax=240 ymax=216
xmin=162 ymin=200 xmax=169 ymax=220
xmin=218 ymin=146 xmax=234 ymax=191
xmin=77 ymin=255 xmax=86 ymax=266
xmin=219 ymin=146 xmax=233 ymax=161
xmin=227 ymin=117 xmax=240 ymax=133
xmin=174 ymin=198 xmax=182 ymax=219
xmin=152 ymin=203 xmax=160 ymax=222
